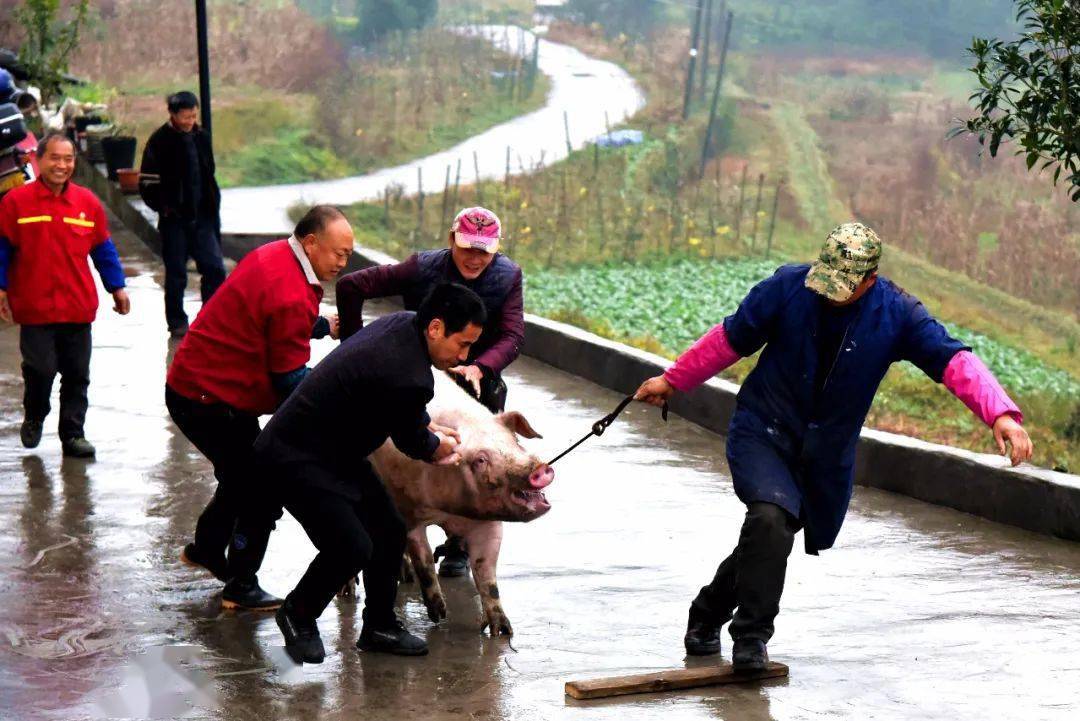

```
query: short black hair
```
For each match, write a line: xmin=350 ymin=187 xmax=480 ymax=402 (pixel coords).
xmin=167 ymin=91 xmax=199 ymax=114
xmin=293 ymin=204 xmax=347 ymax=238
xmin=36 ymin=131 xmax=74 ymax=158
xmin=417 ymin=283 xmax=487 ymax=336
xmin=16 ymin=92 xmax=37 ymax=111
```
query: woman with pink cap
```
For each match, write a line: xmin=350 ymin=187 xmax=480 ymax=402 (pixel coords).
xmin=336 ymin=206 xmax=525 ymax=576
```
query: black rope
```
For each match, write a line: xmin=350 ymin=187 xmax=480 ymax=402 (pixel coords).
xmin=547 ymin=396 xmax=669 ymax=466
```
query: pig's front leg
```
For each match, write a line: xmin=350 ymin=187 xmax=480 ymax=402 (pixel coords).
xmin=405 ymin=526 xmax=446 ymax=622
xmin=463 ymin=521 xmax=511 ymax=636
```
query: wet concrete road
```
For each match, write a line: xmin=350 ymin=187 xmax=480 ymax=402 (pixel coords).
xmin=2 ymin=226 xmax=1079 ymax=721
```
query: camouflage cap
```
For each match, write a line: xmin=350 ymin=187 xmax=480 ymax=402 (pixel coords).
xmin=804 ymin=222 xmax=883 ymax=302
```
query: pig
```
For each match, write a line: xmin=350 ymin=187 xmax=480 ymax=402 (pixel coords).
xmin=362 ymin=371 xmax=554 ymax=636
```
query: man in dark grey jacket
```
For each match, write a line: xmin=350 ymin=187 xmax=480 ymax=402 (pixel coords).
xmin=257 ymin=283 xmax=485 ymax=664
xmin=138 ymin=91 xmax=225 ymax=338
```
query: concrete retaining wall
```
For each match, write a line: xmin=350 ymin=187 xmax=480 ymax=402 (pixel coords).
xmin=80 ymin=159 xmax=1080 ymax=543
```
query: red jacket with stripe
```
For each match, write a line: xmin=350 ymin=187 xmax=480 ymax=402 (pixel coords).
xmin=0 ymin=179 xmax=113 ymax=325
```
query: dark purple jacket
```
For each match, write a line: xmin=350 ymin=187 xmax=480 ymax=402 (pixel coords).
xmin=336 ymin=249 xmax=525 ymax=374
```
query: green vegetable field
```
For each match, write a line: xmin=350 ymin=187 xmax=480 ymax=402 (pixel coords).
xmin=524 ymin=257 xmax=1080 ymax=399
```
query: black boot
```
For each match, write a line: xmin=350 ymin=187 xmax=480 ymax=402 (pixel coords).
xmin=62 ymin=437 xmax=96 ymax=458
xmin=684 ymin=606 xmax=722 ymax=656
xmin=276 ymin=600 xmax=325 ymax=664
xmin=732 ymin=638 xmax=769 ymax=672
xmin=357 ymin=618 xmax=428 ymax=656
xmin=20 ymin=419 xmax=43 ymax=449
xmin=222 ymin=577 xmax=283 ymax=611
xmin=180 ymin=543 xmax=229 ymax=582
xmin=434 ymin=536 xmax=469 ymax=578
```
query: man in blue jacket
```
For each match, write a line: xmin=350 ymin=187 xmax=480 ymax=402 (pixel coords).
xmin=635 ymin=222 xmax=1033 ymax=671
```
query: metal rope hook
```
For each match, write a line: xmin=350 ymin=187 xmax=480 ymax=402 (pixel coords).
xmin=547 ymin=396 xmax=669 ymax=466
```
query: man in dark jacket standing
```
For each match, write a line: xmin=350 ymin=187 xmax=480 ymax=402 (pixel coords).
xmin=259 ymin=283 xmax=482 ymax=664
xmin=138 ymin=91 xmax=226 ymax=338
xmin=635 ymin=222 xmax=1033 ymax=672
xmin=335 ymin=206 xmax=524 ymax=577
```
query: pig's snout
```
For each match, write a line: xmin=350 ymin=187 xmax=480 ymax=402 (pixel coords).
xmin=528 ymin=464 xmax=554 ymax=489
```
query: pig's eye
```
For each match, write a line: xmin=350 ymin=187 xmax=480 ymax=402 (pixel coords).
xmin=470 ymin=455 xmax=488 ymax=471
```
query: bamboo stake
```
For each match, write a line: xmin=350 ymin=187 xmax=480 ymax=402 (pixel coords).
xmin=750 ymin=172 xmax=765 ymax=250
xmin=734 ymin=162 xmax=748 ymax=241
xmin=440 ymin=164 xmax=451 ymax=233
xmin=766 ymin=177 xmax=783 ymax=259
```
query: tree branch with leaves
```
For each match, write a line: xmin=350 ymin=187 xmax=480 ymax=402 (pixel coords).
xmin=15 ymin=0 xmax=91 ymax=105
xmin=957 ymin=0 xmax=1080 ymax=199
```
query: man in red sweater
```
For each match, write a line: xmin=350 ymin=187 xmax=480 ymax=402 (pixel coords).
xmin=165 ymin=205 xmax=349 ymax=611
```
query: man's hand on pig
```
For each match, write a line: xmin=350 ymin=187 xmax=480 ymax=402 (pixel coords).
xmin=448 ymin=364 xmax=483 ymax=398
xmin=432 ymin=431 xmax=461 ymax=466
xmin=429 ymin=421 xmax=460 ymax=444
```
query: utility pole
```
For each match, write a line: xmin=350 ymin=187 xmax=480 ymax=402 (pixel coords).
xmin=681 ymin=0 xmax=705 ymax=121
xmin=699 ymin=10 xmax=733 ymax=178
xmin=195 ymin=0 xmax=212 ymax=137
xmin=698 ymin=0 xmax=714 ymax=103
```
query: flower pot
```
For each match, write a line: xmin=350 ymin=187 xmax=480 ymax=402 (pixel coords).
xmin=102 ymin=135 xmax=137 ymax=181
xmin=84 ymin=124 xmax=113 ymax=164
xmin=74 ymin=115 xmax=105 ymax=133
xmin=117 ymin=168 xmax=140 ymax=194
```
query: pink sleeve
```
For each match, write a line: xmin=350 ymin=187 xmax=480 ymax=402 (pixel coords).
xmin=942 ymin=350 xmax=1023 ymax=427
xmin=663 ymin=323 xmax=742 ymax=392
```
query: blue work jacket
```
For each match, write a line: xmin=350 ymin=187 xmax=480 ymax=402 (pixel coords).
xmin=723 ymin=264 xmax=968 ymax=553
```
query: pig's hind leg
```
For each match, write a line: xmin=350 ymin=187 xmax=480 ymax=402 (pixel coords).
xmin=463 ymin=521 xmax=512 ymax=636
xmin=406 ymin=526 xmax=447 ymax=622
xmin=400 ymin=554 xmax=415 ymax=583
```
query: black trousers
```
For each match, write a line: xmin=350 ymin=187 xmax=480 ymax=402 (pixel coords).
xmin=159 ymin=215 xmax=225 ymax=331
xmin=690 ymin=502 xmax=800 ymax=643
xmin=165 ymin=386 xmax=279 ymax=583
xmin=21 ymin=323 xmax=92 ymax=440
xmin=283 ymin=466 xmax=406 ymax=627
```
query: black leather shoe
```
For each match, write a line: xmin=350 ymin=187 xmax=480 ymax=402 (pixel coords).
xmin=434 ymin=537 xmax=469 ymax=578
xmin=684 ymin=608 xmax=722 ymax=656
xmin=169 ymin=323 xmax=189 ymax=340
xmin=62 ymin=437 xmax=96 ymax=458
xmin=222 ymin=578 xmax=283 ymax=611
xmin=732 ymin=638 xmax=769 ymax=672
xmin=276 ymin=601 xmax=325 ymax=664
xmin=180 ymin=543 xmax=229 ymax=582
xmin=20 ymin=419 xmax=43 ymax=449
xmin=357 ymin=619 xmax=428 ymax=656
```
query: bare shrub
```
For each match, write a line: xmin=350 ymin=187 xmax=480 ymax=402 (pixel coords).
xmin=70 ymin=0 xmax=345 ymax=91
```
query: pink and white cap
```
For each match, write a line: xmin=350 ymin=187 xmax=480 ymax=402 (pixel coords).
xmin=451 ymin=206 xmax=501 ymax=254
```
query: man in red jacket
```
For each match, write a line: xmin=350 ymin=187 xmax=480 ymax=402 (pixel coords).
xmin=0 ymin=132 xmax=130 ymax=458
xmin=165 ymin=205 xmax=348 ymax=611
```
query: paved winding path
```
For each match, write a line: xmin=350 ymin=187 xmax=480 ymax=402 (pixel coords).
xmin=216 ymin=25 xmax=644 ymax=234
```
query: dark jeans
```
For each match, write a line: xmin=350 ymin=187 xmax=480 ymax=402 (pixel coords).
xmin=691 ymin=502 xmax=800 ymax=643
xmin=283 ymin=466 xmax=406 ymax=627
xmin=165 ymin=386 xmax=280 ymax=583
xmin=20 ymin=323 xmax=92 ymax=440
xmin=160 ymin=215 xmax=226 ymax=331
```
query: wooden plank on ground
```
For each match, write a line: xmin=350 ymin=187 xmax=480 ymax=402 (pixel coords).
xmin=565 ymin=661 xmax=788 ymax=700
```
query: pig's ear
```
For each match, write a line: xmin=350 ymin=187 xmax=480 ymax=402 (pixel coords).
xmin=496 ymin=411 xmax=543 ymax=439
